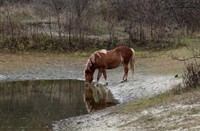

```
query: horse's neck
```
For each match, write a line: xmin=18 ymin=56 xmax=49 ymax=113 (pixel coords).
xmin=87 ymin=62 xmax=96 ymax=73
xmin=90 ymin=66 xmax=96 ymax=73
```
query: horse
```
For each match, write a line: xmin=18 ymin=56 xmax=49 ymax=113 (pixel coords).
xmin=84 ymin=45 xmax=135 ymax=86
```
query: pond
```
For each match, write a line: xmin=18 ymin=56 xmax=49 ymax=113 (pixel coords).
xmin=0 ymin=79 xmax=118 ymax=130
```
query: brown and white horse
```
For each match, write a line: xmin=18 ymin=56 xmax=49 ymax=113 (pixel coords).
xmin=84 ymin=46 xmax=135 ymax=86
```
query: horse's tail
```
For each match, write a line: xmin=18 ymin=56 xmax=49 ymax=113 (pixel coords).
xmin=130 ymin=48 xmax=135 ymax=79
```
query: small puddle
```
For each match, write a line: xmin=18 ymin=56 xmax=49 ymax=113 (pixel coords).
xmin=0 ymin=79 xmax=118 ymax=130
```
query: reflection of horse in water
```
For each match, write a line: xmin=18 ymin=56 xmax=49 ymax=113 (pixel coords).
xmin=84 ymin=86 xmax=118 ymax=112
xmin=84 ymin=46 xmax=135 ymax=86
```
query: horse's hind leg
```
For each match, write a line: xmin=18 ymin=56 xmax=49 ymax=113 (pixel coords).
xmin=122 ymin=64 xmax=129 ymax=82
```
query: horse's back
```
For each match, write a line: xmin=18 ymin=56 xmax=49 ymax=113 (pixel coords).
xmin=114 ymin=46 xmax=133 ymax=63
xmin=90 ymin=46 xmax=134 ymax=69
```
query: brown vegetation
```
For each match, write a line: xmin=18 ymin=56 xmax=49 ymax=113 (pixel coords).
xmin=0 ymin=0 xmax=200 ymax=52
xmin=183 ymin=62 xmax=200 ymax=89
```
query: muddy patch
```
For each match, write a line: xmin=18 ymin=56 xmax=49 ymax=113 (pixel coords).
xmin=107 ymin=73 xmax=181 ymax=103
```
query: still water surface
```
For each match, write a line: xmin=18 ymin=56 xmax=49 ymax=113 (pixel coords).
xmin=0 ymin=80 xmax=88 ymax=130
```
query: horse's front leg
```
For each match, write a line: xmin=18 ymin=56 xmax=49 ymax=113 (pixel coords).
xmin=96 ymin=69 xmax=102 ymax=86
xmin=102 ymin=69 xmax=108 ymax=85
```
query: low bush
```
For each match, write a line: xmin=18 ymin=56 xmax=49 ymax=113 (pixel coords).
xmin=183 ymin=62 xmax=200 ymax=89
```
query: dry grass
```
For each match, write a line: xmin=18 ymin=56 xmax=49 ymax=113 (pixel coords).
xmin=0 ymin=52 xmax=86 ymax=73
xmin=137 ymin=56 xmax=184 ymax=74
xmin=116 ymin=87 xmax=200 ymax=130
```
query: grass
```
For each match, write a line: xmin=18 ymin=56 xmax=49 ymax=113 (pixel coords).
xmin=181 ymin=37 xmax=200 ymax=46
xmin=116 ymin=86 xmax=200 ymax=130
xmin=117 ymin=114 xmax=158 ymax=128
xmin=68 ymin=51 xmax=93 ymax=58
xmin=133 ymin=37 xmax=199 ymax=58
xmin=167 ymin=111 xmax=184 ymax=117
xmin=190 ymin=108 xmax=200 ymax=115
xmin=117 ymin=86 xmax=200 ymax=113
xmin=166 ymin=46 xmax=199 ymax=61
xmin=117 ymin=91 xmax=174 ymax=113
xmin=135 ymin=50 xmax=163 ymax=58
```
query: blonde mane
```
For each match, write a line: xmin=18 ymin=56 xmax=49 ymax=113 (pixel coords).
xmin=85 ymin=50 xmax=107 ymax=72
xmin=85 ymin=54 xmax=95 ymax=72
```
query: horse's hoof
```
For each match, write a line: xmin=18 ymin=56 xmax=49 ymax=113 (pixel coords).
xmin=95 ymin=83 xmax=99 ymax=87
xmin=121 ymin=79 xmax=128 ymax=83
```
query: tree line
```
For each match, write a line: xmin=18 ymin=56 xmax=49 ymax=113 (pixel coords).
xmin=0 ymin=0 xmax=200 ymax=52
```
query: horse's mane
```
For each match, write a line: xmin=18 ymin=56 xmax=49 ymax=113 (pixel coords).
xmin=85 ymin=49 xmax=107 ymax=72
xmin=85 ymin=54 xmax=95 ymax=72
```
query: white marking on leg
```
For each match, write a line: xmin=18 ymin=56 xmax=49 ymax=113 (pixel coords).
xmin=120 ymin=55 xmax=124 ymax=64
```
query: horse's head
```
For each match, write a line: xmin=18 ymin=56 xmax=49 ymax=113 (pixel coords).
xmin=85 ymin=69 xmax=94 ymax=86
xmin=85 ymin=57 xmax=95 ymax=86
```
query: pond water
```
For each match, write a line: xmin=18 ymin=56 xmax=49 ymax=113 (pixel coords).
xmin=0 ymin=79 xmax=118 ymax=130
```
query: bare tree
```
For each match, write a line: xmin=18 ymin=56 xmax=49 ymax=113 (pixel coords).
xmin=1 ymin=0 xmax=200 ymax=52
xmin=164 ymin=0 xmax=200 ymax=29
xmin=50 ymin=0 xmax=67 ymax=40
xmin=36 ymin=0 xmax=67 ymax=40
xmin=73 ymin=0 xmax=90 ymax=47
xmin=2 ymin=2 xmax=16 ymax=51
xmin=111 ymin=0 xmax=200 ymax=48
xmin=64 ymin=0 xmax=75 ymax=46
xmin=100 ymin=1 xmax=117 ymax=46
